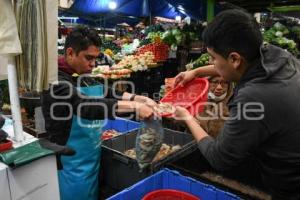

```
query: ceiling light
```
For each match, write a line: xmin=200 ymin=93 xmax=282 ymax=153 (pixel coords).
xmin=175 ymin=16 xmax=182 ymax=21
xmin=108 ymin=1 xmax=117 ymax=10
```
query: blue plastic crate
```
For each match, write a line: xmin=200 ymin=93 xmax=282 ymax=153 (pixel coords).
xmin=108 ymin=168 xmax=240 ymax=200
xmin=102 ymin=118 xmax=141 ymax=134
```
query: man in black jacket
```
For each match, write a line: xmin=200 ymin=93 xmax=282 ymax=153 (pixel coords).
xmin=42 ymin=26 xmax=155 ymax=147
xmin=174 ymin=10 xmax=300 ymax=199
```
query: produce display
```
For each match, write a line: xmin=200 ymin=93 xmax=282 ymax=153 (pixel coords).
xmin=101 ymin=40 xmax=121 ymax=55
xmin=139 ymin=38 xmax=152 ymax=46
xmin=113 ymin=52 xmax=124 ymax=61
xmin=92 ymin=66 xmax=132 ymax=79
xmin=162 ymin=25 xmax=201 ymax=48
xmin=104 ymin=49 xmax=114 ymax=57
xmin=144 ymin=24 xmax=165 ymax=35
xmin=263 ymin=22 xmax=300 ymax=57
xmin=137 ymin=42 xmax=169 ymax=61
xmin=121 ymin=43 xmax=135 ymax=55
xmin=92 ymin=51 xmax=157 ymax=78
xmin=291 ymin=26 xmax=300 ymax=41
xmin=162 ymin=28 xmax=184 ymax=48
xmin=124 ymin=143 xmax=181 ymax=162
xmin=101 ymin=129 xmax=120 ymax=140
xmin=113 ymin=51 xmax=157 ymax=72
xmin=186 ymin=53 xmax=210 ymax=70
xmin=146 ymin=31 xmax=163 ymax=43
xmin=181 ymin=24 xmax=203 ymax=42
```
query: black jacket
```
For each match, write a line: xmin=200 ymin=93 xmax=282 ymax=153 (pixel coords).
xmin=41 ymin=70 xmax=123 ymax=146
xmin=198 ymin=44 xmax=300 ymax=199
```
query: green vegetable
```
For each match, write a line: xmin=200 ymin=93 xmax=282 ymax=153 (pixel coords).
xmin=145 ymin=24 xmax=164 ymax=35
xmin=146 ymin=32 xmax=163 ymax=43
xmin=188 ymin=53 xmax=210 ymax=69
xmin=263 ymin=23 xmax=300 ymax=58
xmin=140 ymin=38 xmax=152 ymax=46
xmin=101 ymin=40 xmax=121 ymax=54
xmin=162 ymin=30 xmax=177 ymax=46
xmin=172 ymin=29 xmax=180 ymax=36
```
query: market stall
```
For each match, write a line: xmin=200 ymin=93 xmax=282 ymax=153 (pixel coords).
xmin=46 ymin=1 xmax=300 ymax=199
xmin=1 ymin=0 xmax=300 ymax=200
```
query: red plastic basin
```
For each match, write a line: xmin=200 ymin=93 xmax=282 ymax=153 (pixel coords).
xmin=142 ymin=189 xmax=200 ymax=200
xmin=160 ymin=78 xmax=209 ymax=116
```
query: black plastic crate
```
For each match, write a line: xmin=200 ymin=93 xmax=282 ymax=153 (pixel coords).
xmin=101 ymin=128 xmax=197 ymax=193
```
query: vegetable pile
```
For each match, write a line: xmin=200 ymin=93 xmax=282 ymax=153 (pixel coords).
xmin=263 ymin=22 xmax=300 ymax=57
xmin=186 ymin=53 xmax=210 ymax=70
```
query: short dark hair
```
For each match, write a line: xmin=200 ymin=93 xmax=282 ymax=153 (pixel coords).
xmin=202 ymin=9 xmax=263 ymax=63
xmin=64 ymin=26 xmax=101 ymax=55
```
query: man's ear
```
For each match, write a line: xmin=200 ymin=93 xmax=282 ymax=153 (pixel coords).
xmin=65 ymin=47 xmax=75 ymax=58
xmin=228 ymin=52 xmax=242 ymax=70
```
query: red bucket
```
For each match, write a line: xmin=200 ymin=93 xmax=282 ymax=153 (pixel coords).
xmin=160 ymin=78 xmax=209 ymax=116
xmin=0 ymin=139 xmax=13 ymax=152
xmin=142 ymin=189 xmax=200 ymax=200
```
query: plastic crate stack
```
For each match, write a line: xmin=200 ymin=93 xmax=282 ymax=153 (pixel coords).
xmin=108 ymin=168 xmax=240 ymax=200
xmin=137 ymin=42 xmax=169 ymax=62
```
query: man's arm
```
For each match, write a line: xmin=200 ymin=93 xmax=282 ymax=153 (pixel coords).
xmin=195 ymin=104 xmax=269 ymax=171
xmin=185 ymin=117 xmax=210 ymax=142
xmin=192 ymin=65 xmax=218 ymax=77
xmin=50 ymin=83 xmax=152 ymax=120
xmin=174 ymin=65 xmax=218 ymax=87
xmin=106 ymin=87 xmax=156 ymax=106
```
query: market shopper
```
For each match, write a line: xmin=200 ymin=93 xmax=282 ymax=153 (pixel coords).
xmin=173 ymin=9 xmax=300 ymax=199
xmin=196 ymin=76 xmax=233 ymax=138
xmin=41 ymin=26 xmax=156 ymax=200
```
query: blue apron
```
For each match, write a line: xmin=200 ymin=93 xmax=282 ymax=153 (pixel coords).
xmin=58 ymin=85 xmax=104 ymax=200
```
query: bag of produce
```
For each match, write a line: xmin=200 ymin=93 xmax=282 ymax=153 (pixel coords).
xmin=135 ymin=118 xmax=163 ymax=171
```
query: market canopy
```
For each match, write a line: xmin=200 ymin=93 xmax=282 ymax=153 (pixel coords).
xmin=61 ymin=0 xmax=207 ymax=22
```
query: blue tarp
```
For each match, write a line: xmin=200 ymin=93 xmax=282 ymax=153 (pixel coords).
xmin=58 ymin=11 xmax=142 ymax=28
xmin=62 ymin=0 xmax=206 ymax=20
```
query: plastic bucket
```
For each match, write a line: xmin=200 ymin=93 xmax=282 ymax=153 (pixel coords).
xmin=143 ymin=189 xmax=200 ymax=200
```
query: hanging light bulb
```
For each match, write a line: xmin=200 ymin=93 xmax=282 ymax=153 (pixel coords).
xmin=175 ymin=16 xmax=181 ymax=22
xmin=108 ymin=1 xmax=117 ymax=10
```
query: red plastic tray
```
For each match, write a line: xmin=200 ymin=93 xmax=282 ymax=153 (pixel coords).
xmin=160 ymin=78 xmax=209 ymax=116
xmin=142 ymin=189 xmax=200 ymax=200
xmin=0 ymin=139 xmax=13 ymax=152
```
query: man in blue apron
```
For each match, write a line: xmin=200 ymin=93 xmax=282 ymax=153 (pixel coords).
xmin=41 ymin=26 xmax=156 ymax=200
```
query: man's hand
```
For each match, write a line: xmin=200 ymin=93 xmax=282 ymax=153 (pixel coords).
xmin=173 ymin=106 xmax=193 ymax=121
xmin=174 ymin=65 xmax=218 ymax=87
xmin=122 ymin=93 xmax=158 ymax=108
xmin=174 ymin=106 xmax=209 ymax=142
xmin=134 ymin=95 xmax=158 ymax=108
xmin=135 ymin=102 xmax=154 ymax=120
xmin=174 ymin=70 xmax=196 ymax=87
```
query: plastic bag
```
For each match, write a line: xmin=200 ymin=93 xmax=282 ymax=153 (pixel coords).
xmin=0 ymin=140 xmax=53 ymax=168
xmin=136 ymin=118 xmax=163 ymax=171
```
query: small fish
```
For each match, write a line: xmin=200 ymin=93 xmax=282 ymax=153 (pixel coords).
xmin=136 ymin=120 xmax=163 ymax=170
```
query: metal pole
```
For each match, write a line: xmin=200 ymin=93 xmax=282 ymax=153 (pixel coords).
xmin=7 ymin=55 xmax=24 ymax=142
xmin=207 ymin=0 xmax=215 ymax=22
xmin=148 ymin=0 xmax=152 ymax=25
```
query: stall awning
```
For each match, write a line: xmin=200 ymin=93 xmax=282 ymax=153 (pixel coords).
xmin=60 ymin=0 xmax=207 ymax=24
